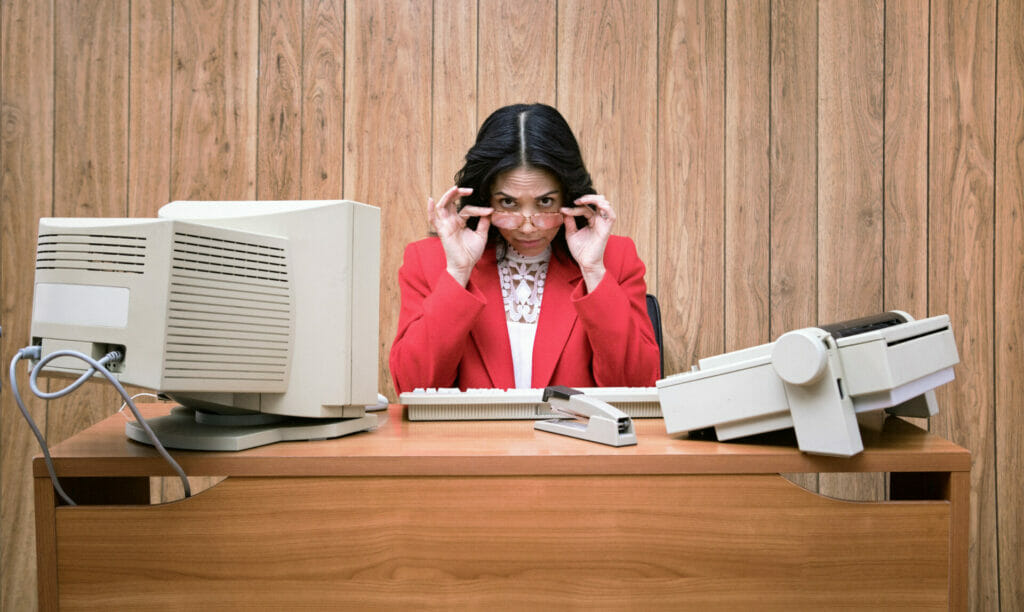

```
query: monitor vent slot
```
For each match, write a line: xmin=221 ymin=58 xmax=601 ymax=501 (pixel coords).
xmin=171 ymin=232 xmax=288 ymax=283
xmin=165 ymin=232 xmax=292 ymax=384
xmin=35 ymin=233 xmax=147 ymax=274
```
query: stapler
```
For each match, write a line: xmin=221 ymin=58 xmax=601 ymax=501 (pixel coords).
xmin=534 ymin=386 xmax=637 ymax=447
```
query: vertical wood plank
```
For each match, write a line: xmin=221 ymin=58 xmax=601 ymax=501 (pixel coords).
xmin=50 ymin=0 xmax=131 ymax=444
xmin=724 ymin=0 xmax=770 ymax=351
xmin=301 ymin=0 xmax=345 ymax=199
xmin=1 ymin=4 xmax=53 ymax=609
xmin=477 ymin=0 xmax=556 ymax=118
xmin=817 ymin=0 xmax=884 ymax=322
xmin=171 ymin=0 xmax=259 ymax=201
xmin=817 ymin=0 xmax=885 ymax=502
xmin=947 ymin=470 xmax=972 ymax=611
xmin=657 ymin=0 xmax=726 ymax=374
xmin=884 ymin=0 xmax=930 ymax=434
xmin=884 ymin=0 xmax=929 ymax=320
xmin=996 ymin=0 xmax=1024 ymax=606
xmin=53 ymin=0 xmax=130 ymax=219
xmin=344 ymin=0 xmax=432 ymax=396
xmin=129 ymin=0 xmax=173 ymax=218
xmin=31 ymin=478 xmax=58 ymax=611
xmin=432 ymin=0 xmax=478 ymax=201
xmin=558 ymin=0 xmax=658 ymax=289
xmin=258 ymin=0 xmax=303 ymax=200
xmin=930 ymin=0 xmax=997 ymax=607
xmin=770 ymin=0 xmax=817 ymax=339
xmin=770 ymin=0 xmax=818 ymax=493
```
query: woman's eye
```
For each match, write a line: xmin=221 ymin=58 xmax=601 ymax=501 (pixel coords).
xmin=497 ymin=198 xmax=516 ymax=209
xmin=538 ymin=197 xmax=555 ymax=208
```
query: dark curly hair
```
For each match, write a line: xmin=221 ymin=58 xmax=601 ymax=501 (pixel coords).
xmin=453 ymin=103 xmax=595 ymax=257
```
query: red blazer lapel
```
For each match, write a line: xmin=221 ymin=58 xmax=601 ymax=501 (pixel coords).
xmin=468 ymin=248 xmax=516 ymax=388
xmin=531 ymin=249 xmax=582 ymax=387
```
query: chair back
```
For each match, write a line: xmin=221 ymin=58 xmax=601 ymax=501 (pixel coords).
xmin=645 ymin=294 xmax=664 ymax=378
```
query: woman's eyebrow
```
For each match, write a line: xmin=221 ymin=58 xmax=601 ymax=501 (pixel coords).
xmin=491 ymin=190 xmax=559 ymax=200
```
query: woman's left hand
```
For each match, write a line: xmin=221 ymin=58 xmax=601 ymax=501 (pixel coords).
xmin=562 ymin=194 xmax=615 ymax=292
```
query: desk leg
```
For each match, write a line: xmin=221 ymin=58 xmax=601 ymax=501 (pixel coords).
xmin=890 ymin=470 xmax=969 ymax=611
xmin=34 ymin=477 xmax=58 ymax=612
xmin=947 ymin=471 xmax=969 ymax=612
xmin=34 ymin=476 xmax=151 ymax=612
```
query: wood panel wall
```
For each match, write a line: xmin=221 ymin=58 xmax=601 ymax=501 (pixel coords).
xmin=1 ymin=1 xmax=1020 ymax=609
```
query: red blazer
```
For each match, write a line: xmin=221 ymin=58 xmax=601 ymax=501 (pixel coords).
xmin=389 ymin=235 xmax=660 ymax=393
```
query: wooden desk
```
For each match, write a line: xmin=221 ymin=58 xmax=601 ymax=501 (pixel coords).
xmin=35 ymin=405 xmax=969 ymax=610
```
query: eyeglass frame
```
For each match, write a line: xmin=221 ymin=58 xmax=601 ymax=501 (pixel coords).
xmin=488 ymin=210 xmax=566 ymax=230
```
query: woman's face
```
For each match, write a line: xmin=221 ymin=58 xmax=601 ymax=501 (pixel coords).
xmin=489 ymin=166 xmax=563 ymax=257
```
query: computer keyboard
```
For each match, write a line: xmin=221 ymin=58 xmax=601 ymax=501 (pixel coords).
xmin=400 ymin=387 xmax=661 ymax=421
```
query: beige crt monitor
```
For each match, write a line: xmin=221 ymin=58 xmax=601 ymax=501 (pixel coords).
xmin=29 ymin=200 xmax=381 ymax=450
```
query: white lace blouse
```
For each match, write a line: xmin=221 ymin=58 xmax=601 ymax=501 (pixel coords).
xmin=497 ymin=245 xmax=550 ymax=388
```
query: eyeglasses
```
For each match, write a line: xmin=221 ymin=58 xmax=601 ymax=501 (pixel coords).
xmin=490 ymin=211 xmax=565 ymax=230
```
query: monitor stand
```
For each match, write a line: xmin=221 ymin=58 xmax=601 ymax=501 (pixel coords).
xmin=125 ymin=405 xmax=379 ymax=451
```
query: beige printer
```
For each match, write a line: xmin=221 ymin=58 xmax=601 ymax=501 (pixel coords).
xmin=656 ymin=312 xmax=959 ymax=457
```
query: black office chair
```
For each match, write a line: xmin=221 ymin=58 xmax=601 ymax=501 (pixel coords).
xmin=645 ymin=294 xmax=664 ymax=378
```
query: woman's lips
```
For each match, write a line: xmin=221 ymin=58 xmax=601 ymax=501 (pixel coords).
xmin=516 ymin=238 xmax=544 ymax=248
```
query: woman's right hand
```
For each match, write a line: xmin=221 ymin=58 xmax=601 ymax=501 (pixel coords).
xmin=428 ymin=185 xmax=492 ymax=287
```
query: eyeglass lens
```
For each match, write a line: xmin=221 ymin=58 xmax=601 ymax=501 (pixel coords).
xmin=490 ymin=212 xmax=564 ymax=230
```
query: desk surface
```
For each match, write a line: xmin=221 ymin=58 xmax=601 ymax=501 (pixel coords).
xmin=39 ymin=403 xmax=970 ymax=478
xmin=35 ymin=404 xmax=971 ymax=610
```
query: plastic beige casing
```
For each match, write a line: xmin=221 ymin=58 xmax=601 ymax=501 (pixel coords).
xmin=656 ymin=314 xmax=959 ymax=457
xmin=32 ymin=217 xmax=294 ymax=395
xmin=30 ymin=200 xmax=380 ymax=420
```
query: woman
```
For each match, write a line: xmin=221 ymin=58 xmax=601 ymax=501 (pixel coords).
xmin=389 ymin=103 xmax=659 ymax=393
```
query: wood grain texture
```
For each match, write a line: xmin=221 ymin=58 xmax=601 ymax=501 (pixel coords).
xmin=883 ymin=0 xmax=930 ymax=432
xmin=817 ymin=0 xmax=885 ymax=322
xmin=724 ymin=0 xmax=770 ymax=351
xmin=769 ymin=0 xmax=817 ymax=339
xmin=884 ymin=0 xmax=929 ymax=319
xmin=431 ymin=0 xmax=478 ymax=200
xmin=41 ymin=404 xmax=972 ymax=478
xmin=930 ymin=0 xmax=998 ymax=608
xmin=128 ymin=0 xmax=172 ymax=218
xmin=657 ymin=0 xmax=725 ymax=374
xmin=36 ymin=409 xmax=968 ymax=612
xmin=1 ymin=4 xmax=54 ymax=610
xmin=301 ymin=0 xmax=345 ymax=198
xmin=53 ymin=0 xmax=129 ymax=218
xmin=477 ymin=0 xmax=556 ymax=117
xmin=343 ymin=0 xmax=431 ymax=397
xmin=948 ymin=470 xmax=972 ymax=610
xmin=49 ymin=474 xmax=954 ymax=610
xmin=770 ymin=0 xmax=819 ymax=494
xmin=816 ymin=0 xmax=886 ymax=503
xmin=995 ymin=0 xmax=1024 ymax=608
xmin=171 ymin=0 xmax=259 ymax=200
xmin=32 ymin=479 xmax=57 ymax=611
xmin=1 ymin=3 xmax=1021 ymax=608
xmin=258 ymin=0 xmax=303 ymax=200
xmin=558 ymin=0 xmax=658 ymax=289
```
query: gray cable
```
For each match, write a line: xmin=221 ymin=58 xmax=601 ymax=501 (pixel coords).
xmin=11 ymin=347 xmax=192 ymax=505
xmin=10 ymin=347 xmax=77 ymax=506
xmin=28 ymin=350 xmax=112 ymax=399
